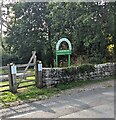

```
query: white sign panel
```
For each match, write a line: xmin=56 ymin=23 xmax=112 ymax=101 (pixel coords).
xmin=38 ymin=64 xmax=42 ymax=71
xmin=11 ymin=66 xmax=17 ymax=74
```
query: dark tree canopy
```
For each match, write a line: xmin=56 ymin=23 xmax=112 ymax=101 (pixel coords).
xmin=2 ymin=2 xmax=115 ymax=66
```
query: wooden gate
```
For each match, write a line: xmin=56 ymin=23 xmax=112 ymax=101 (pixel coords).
xmin=0 ymin=51 xmax=37 ymax=93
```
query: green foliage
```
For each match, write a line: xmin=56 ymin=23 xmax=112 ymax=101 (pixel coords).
xmin=3 ymin=3 xmax=51 ymax=65
xmin=63 ymin=63 xmax=95 ymax=75
xmin=2 ymin=2 xmax=115 ymax=65
xmin=88 ymin=56 xmax=104 ymax=64
xmin=78 ymin=63 xmax=95 ymax=74
xmin=1 ymin=92 xmax=18 ymax=102
xmin=48 ymin=2 xmax=114 ymax=57
xmin=2 ymin=50 xmax=19 ymax=66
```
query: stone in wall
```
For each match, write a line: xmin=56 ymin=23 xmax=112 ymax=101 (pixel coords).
xmin=42 ymin=63 xmax=115 ymax=87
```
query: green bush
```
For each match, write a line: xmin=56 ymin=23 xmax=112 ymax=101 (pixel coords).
xmin=88 ymin=57 xmax=104 ymax=64
xmin=1 ymin=51 xmax=19 ymax=66
xmin=88 ymin=53 xmax=105 ymax=64
xmin=78 ymin=63 xmax=95 ymax=74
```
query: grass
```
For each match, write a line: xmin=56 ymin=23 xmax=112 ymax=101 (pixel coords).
xmin=0 ymin=76 xmax=115 ymax=108
xmin=56 ymin=76 xmax=115 ymax=90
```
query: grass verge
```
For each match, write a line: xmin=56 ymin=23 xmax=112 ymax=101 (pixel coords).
xmin=0 ymin=76 xmax=115 ymax=108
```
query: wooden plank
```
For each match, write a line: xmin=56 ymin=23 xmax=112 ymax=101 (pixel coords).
xmin=16 ymin=63 xmax=35 ymax=68
xmin=0 ymin=84 xmax=9 ymax=87
xmin=0 ymin=84 xmax=35 ymax=92
xmin=0 ymin=73 xmax=34 ymax=81
xmin=0 ymin=62 xmax=36 ymax=69
xmin=18 ymin=84 xmax=35 ymax=88
xmin=0 ymin=78 xmax=9 ymax=84
xmin=17 ymin=52 xmax=36 ymax=87
xmin=20 ymin=80 xmax=35 ymax=84
xmin=16 ymin=73 xmax=33 ymax=77
xmin=0 ymin=63 xmax=35 ymax=70
xmin=0 ymin=89 xmax=9 ymax=92
xmin=24 ymin=51 xmax=36 ymax=72
xmin=0 ymin=66 xmax=8 ymax=70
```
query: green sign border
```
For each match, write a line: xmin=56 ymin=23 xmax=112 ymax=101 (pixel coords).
xmin=55 ymin=38 xmax=72 ymax=67
xmin=56 ymin=50 xmax=71 ymax=55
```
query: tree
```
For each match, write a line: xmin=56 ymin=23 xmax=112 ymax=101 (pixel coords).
xmin=3 ymin=2 xmax=49 ymax=64
xmin=2 ymin=2 xmax=115 ymax=66
xmin=47 ymin=2 xmax=115 ymax=62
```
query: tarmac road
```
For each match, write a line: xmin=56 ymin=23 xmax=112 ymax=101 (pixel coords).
xmin=0 ymin=81 xmax=114 ymax=119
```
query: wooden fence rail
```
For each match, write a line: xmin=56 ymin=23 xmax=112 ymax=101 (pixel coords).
xmin=0 ymin=63 xmax=35 ymax=92
xmin=0 ymin=60 xmax=42 ymax=93
xmin=0 ymin=63 xmax=35 ymax=80
xmin=0 ymin=63 xmax=35 ymax=70
xmin=0 ymin=66 xmax=8 ymax=70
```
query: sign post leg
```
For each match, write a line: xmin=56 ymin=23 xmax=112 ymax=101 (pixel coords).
xmin=68 ymin=55 xmax=70 ymax=67
xmin=56 ymin=55 xmax=58 ymax=67
xmin=35 ymin=60 xmax=43 ymax=88
xmin=8 ymin=63 xmax=17 ymax=93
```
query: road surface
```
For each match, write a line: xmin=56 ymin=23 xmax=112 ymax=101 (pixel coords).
xmin=0 ymin=81 xmax=114 ymax=119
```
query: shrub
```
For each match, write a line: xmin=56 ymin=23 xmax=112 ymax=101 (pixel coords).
xmin=78 ymin=63 xmax=95 ymax=74
xmin=1 ymin=51 xmax=19 ymax=66
xmin=88 ymin=57 xmax=104 ymax=64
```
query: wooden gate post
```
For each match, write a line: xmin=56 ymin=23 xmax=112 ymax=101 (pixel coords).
xmin=35 ymin=60 xmax=43 ymax=88
xmin=7 ymin=63 xmax=17 ymax=93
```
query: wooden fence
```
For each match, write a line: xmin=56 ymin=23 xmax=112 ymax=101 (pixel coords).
xmin=0 ymin=63 xmax=35 ymax=81
xmin=0 ymin=61 xmax=42 ymax=93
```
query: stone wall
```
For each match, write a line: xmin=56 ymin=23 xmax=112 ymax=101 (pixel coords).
xmin=42 ymin=63 xmax=115 ymax=87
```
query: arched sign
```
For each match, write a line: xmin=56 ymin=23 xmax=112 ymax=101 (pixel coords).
xmin=55 ymin=38 xmax=72 ymax=67
xmin=56 ymin=38 xmax=72 ymax=51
